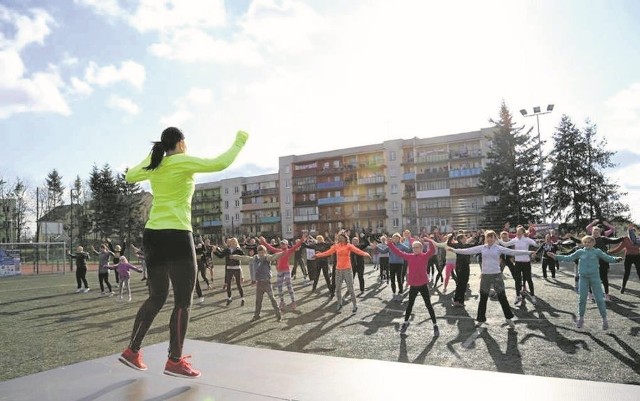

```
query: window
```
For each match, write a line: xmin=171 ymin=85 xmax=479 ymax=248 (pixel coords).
xmin=285 ymin=166 xmax=290 ymax=174
xmin=392 ymin=218 xmax=399 ymax=228
xmin=389 ymin=167 xmax=397 ymax=177
xmin=234 ymin=186 xmax=239 ymax=193
xmin=285 ymin=179 xmax=290 ymax=188
xmin=224 ymin=200 xmax=229 ymax=209
xmin=391 ymin=201 xmax=399 ymax=211
xmin=224 ymin=188 xmax=229 ymax=194
xmin=224 ymin=214 xmax=229 ymax=221
xmin=287 ymin=225 xmax=293 ymax=233
xmin=333 ymin=160 xmax=340 ymax=168
xmin=391 ymin=184 xmax=398 ymax=194
xmin=286 ymin=195 xmax=291 ymax=204
xmin=234 ymin=200 xmax=240 ymax=207
xmin=235 ymin=213 xmax=240 ymax=221
xmin=389 ymin=150 xmax=396 ymax=161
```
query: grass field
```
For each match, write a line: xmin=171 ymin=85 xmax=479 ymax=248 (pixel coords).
xmin=1 ymin=262 xmax=639 ymax=385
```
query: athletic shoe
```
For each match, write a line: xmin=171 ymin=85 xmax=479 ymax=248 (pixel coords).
xmin=352 ymin=305 xmax=357 ymax=313
xmin=506 ymin=318 xmax=515 ymax=329
xmin=251 ymin=315 xmax=261 ymax=321
xmin=576 ymin=317 xmax=584 ymax=329
xmin=514 ymin=296 xmax=522 ymax=306
xmin=83 ymin=288 xmax=90 ymax=293
xmin=620 ymin=287 xmax=626 ymax=294
xmin=118 ymin=296 xmax=123 ymax=301
xmin=141 ymin=277 xmax=146 ymax=281
xmin=391 ymin=294 xmax=397 ymax=302
xmin=530 ymin=296 xmax=538 ymax=305
xmin=128 ymin=296 xmax=132 ymax=302
xmin=400 ymin=321 xmax=410 ymax=335
xmin=119 ymin=348 xmax=147 ymax=371
xmin=475 ymin=321 xmax=485 ymax=329
xmin=605 ymin=294 xmax=611 ymax=302
xmin=164 ymin=356 xmax=201 ymax=378
xmin=433 ymin=324 xmax=440 ymax=337
xmin=291 ymin=301 xmax=296 ymax=310
xmin=241 ymin=298 xmax=246 ymax=306
xmin=75 ymin=288 xmax=83 ymax=293
xmin=452 ymin=301 xmax=463 ymax=307
xmin=109 ymin=292 xmax=115 ymax=297
xmin=226 ymin=298 xmax=232 ymax=306
xmin=602 ymin=319 xmax=609 ymax=330
xmin=100 ymin=291 xmax=105 ymax=296
xmin=276 ymin=313 xmax=283 ymax=322
xmin=196 ymin=297 xmax=205 ymax=305
xmin=336 ymin=304 xmax=343 ymax=313
xmin=279 ymin=300 xmax=286 ymax=310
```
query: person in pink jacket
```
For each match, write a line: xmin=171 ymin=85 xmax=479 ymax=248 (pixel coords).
xmin=388 ymin=238 xmax=440 ymax=337
xmin=108 ymin=256 xmax=143 ymax=301
xmin=260 ymin=234 xmax=307 ymax=310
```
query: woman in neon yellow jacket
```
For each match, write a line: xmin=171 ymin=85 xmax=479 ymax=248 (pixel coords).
xmin=118 ymin=127 xmax=248 ymax=378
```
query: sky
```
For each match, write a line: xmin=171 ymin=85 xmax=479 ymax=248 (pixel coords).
xmin=1 ymin=0 xmax=639 ymax=223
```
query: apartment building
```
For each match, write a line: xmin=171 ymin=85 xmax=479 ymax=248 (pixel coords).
xmin=278 ymin=127 xmax=495 ymax=238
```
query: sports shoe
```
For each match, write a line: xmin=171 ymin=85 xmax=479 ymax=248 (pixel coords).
xmin=576 ymin=317 xmax=584 ymax=329
xmin=602 ymin=319 xmax=609 ymax=330
xmin=109 ymin=291 xmax=115 ymax=297
xmin=119 ymin=348 xmax=147 ymax=371
xmin=475 ymin=321 xmax=485 ymax=329
xmin=276 ymin=313 xmax=283 ymax=322
xmin=620 ymin=287 xmax=626 ymax=294
xmin=128 ymin=296 xmax=132 ymax=302
xmin=530 ymin=296 xmax=538 ymax=305
xmin=433 ymin=324 xmax=440 ymax=337
xmin=251 ymin=315 xmax=261 ymax=321
xmin=164 ymin=356 xmax=201 ymax=378
xmin=100 ymin=291 xmax=105 ymax=296
xmin=290 ymin=301 xmax=296 ymax=310
xmin=279 ymin=300 xmax=286 ymax=310
xmin=605 ymin=294 xmax=611 ymax=302
xmin=352 ymin=305 xmax=358 ymax=313
xmin=506 ymin=318 xmax=515 ymax=329
xmin=514 ymin=296 xmax=522 ymax=306
xmin=226 ymin=298 xmax=232 ymax=306
xmin=196 ymin=297 xmax=205 ymax=305
xmin=75 ymin=288 xmax=83 ymax=293
xmin=336 ymin=304 xmax=343 ymax=313
xmin=241 ymin=298 xmax=246 ymax=306
xmin=400 ymin=321 xmax=410 ymax=335
xmin=83 ymin=288 xmax=90 ymax=293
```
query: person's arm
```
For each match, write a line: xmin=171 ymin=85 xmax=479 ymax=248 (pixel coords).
xmin=260 ymin=238 xmax=280 ymax=254
xmin=601 ymin=221 xmax=615 ymax=237
xmin=498 ymin=238 xmax=516 ymax=247
xmin=182 ymin=131 xmax=249 ymax=174
xmin=266 ymin=252 xmax=285 ymax=262
xmin=604 ymin=236 xmax=625 ymax=245
xmin=594 ymin=249 xmax=623 ymax=264
xmin=497 ymin=246 xmax=534 ymax=257
xmin=315 ymin=245 xmax=336 ymax=258
xmin=586 ymin=219 xmax=598 ymax=234
xmin=125 ymin=155 xmax=152 ymax=183
xmin=229 ymin=254 xmax=255 ymax=263
xmin=548 ymin=249 xmax=581 ymax=262
xmin=608 ymin=241 xmax=625 ymax=255
xmin=387 ymin=242 xmax=409 ymax=259
xmin=628 ymin=226 xmax=640 ymax=245
xmin=449 ymin=244 xmax=483 ymax=255
xmin=348 ymin=243 xmax=370 ymax=258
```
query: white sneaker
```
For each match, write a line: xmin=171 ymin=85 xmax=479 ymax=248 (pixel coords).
xmin=506 ymin=318 xmax=515 ymax=329
xmin=514 ymin=296 xmax=522 ymax=306
xmin=128 ymin=296 xmax=132 ymax=302
xmin=196 ymin=297 xmax=205 ymax=305
xmin=83 ymin=288 xmax=90 ymax=293
xmin=400 ymin=321 xmax=410 ymax=335
xmin=576 ymin=317 xmax=584 ymax=329
xmin=75 ymin=288 xmax=83 ymax=293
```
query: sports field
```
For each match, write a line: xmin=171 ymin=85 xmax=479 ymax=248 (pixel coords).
xmin=1 ymin=262 xmax=639 ymax=385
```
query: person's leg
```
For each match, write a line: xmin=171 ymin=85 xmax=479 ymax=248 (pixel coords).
xmin=577 ymin=274 xmax=588 ymax=322
xmin=125 ymin=279 xmax=132 ymax=299
xmin=254 ymin=281 xmax=265 ymax=317
xmin=320 ymin=261 xmax=331 ymax=290
xmin=522 ymin=262 xmax=535 ymax=297
xmin=233 ymin=269 xmax=244 ymax=299
xmin=454 ymin=263 xmax=469 ymax=304
xmin=513 ymin=262 xmax=524 ymax=299
xmin=417 ymin=285 xmax=436 ymax=324
xmin=80 ymin=268 xmax=89 ymax=289
xmin=599 ymin=260 xmax=610 ymax=295
xmin=284 ymin=271 xmax=295 ymax=304
xmin=98 ymin=273 xmax=105 ymax=292
xmin=404 ymin=286 xmax=418 ymax=321
xmin=335 ymin=269 xmax=344 ymax=308
xmin=493 ymin=275 xmax=514 ymax=320
xmin=541 ymin=259 xmax=549 ymax=279
xmin=589 ymin=274 xmax=608 ymax=319
xmin=621 ymin=256 xmax=633 ymax=293
xmin=105 ymin=273 xmax=113 ymax=293
xmin=389 ymin=264 xmax=399 ymax=295
xmin=343 ymin=270 xmax=357 ymax=309
xmin=356 ymin=262 xmax=365 ymax=293
xmin=75 ymin=268 xmax=82 ymax=289
xmin=276 ymin=271 xmax=285 ymax=302
xmin=476 ymin=275 xmax=491 ymax=323
xmin=225 ymin=269 xmax=233 ymax=299
xmin=443 ymin=262 xmax=455 ymax=290
xmin=265 ymin=283 xmax=281 ymax=319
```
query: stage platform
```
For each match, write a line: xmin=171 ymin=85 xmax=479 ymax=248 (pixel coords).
xmin=0 ymin=340 xmax=637 ymax=401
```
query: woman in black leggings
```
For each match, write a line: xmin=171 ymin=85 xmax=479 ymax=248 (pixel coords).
xmin=118 ymin=127 xmax=248 ymax=378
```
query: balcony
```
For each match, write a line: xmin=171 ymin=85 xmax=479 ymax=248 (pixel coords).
xmin=317 ymin=166 xmax=344 ymax=175
xmin=317 ymin=181 xmax=344 ymax=190
xmin=361 ymin=193 xmax=385 ymax=201
xmin=450 ymin=149 xmax=483 ymax=159
xmin=449 ymin=167 xmax=482 ymax=177
xmin=416 ymin=170 xmax=450 ymax=181
xmin=201 ymin=220 xmax=223 ymax=227
xmin=318 ymin=196 xmax=345 ymax=205
xmin=357 ymin=176 xmax=385 ymax=185
xmin=358 ymin=209 xmax=386 ymax=218
xmin=415 ymin=153 xmax=448 ymax=163
xmin=293 ymin=214 xmax=319 ymax=222
xmin=259 ymin=216 xmax=281 ymax=224
xmin=402 ymin=172 xmax=416 ymax=181
xmin=450 ymin=187 xmax=482 ymax=196
xmin=241 ymin=187 xmax=279 ymax=197
xmin=293 ymin=183 xmax=317 ymax=193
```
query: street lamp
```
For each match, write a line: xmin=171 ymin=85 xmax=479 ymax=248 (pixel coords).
xmin=69 ymin=189 xmax=75 ymax=251
xmin=520 ymin=104 xmax=554 ymax=223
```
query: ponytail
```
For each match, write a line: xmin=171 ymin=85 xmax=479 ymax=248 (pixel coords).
xmin=143 ymin=141 xmax=165 ymax=171
xmin=143 ymin=127 xmax=185 ymax=171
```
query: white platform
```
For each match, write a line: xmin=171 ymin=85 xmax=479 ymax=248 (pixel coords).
xmin=0 ymin=340 xmax=637 ymax=401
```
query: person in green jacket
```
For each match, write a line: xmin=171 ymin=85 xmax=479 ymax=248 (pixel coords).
xmin=548 ymin=235 xmax=622 ymax=331
xmin=118 ymin=127 xmax=248 ymax=378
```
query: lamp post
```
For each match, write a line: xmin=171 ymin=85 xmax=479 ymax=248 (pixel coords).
xmin=69 ymin=189 xmax=75 ymax=251
xmin=520 ymin=104 xmax=554 ymax=223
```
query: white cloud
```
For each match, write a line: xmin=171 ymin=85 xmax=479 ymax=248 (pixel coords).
xmin=84 ymin=60 xmax=146 ymax=90
xmin=241 ymin=0 xmax=328 ymax=53
xmin=0 ymin=7 xmax=70 ymax=118
xmin=600 ymin=82 xmax=640 ymax=151
xmin=148 ymin=28 xmax=263 ymax=65
xmin=129 ymin=0 xmax=226 ymax=33
xmin=69 ymin=77 xmax=93 ymax=96
xmin=73 ymin=0 xmax=124 ymax=18
xmin=160 ymin=87 xmax=213 ymax=127
xmin=107 ymin=95 xmax=140 ymax=115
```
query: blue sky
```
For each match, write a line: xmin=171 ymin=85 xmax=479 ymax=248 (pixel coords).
xmin=1 ymin=0 xmax=639 ymax=223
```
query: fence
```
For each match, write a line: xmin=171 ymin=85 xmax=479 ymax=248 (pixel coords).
xmin=0 ymin=242 xmax=70 ymax=275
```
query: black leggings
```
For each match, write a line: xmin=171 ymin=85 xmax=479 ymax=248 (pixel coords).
xmin=389 ymin=263 xmax=404 ymax=294
xmin=98 ymin=272 xmax=112 ymax=292
xmin=622 ymin=255 xmax=640 ymax=290
xmin=404 ymin=284 xmax=436 ymax=324
xmin=225 ymin=269 xmax=244 ymax=298
xmin=352 ymin=262 xmax=365 ymax=292
xmin=599 ymin=260 xmax=610 ymax=294
xmin=128 ymin=229 xmax=196 ymax=361
xmin=541 ymin=258 xmax=556 ymax=278
xmin=514 ymin=261 xmax=535 ymax=296
xmin=75 ymin=267 xmax=88 ymax=289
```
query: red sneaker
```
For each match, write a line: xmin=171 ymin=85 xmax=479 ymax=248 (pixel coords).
xmin=119 ymin=348 xmax=147 ymax=371
xmin=164 ymin=355 xmax=201 ymax=378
